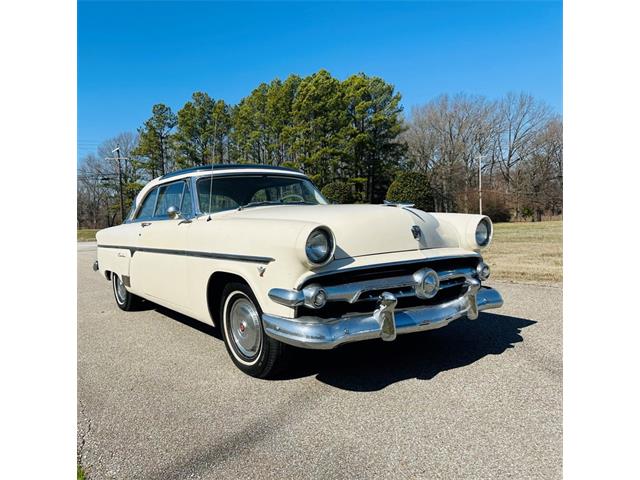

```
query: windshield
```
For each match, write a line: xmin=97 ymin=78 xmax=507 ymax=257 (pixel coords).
xmin=196 ymin=174 xmax=328 ymax=214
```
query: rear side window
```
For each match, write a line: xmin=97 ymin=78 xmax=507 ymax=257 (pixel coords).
xmin=154 ymin=181 xmax=185 ymax=219
xmin=136 ymin=188 xmax=158 ymax=220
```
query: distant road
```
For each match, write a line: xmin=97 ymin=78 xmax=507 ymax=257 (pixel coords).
xmin=77 ymin=242 xmax=96 ymax=252
xmin=77 ymin=247 xmax=562 ymax=479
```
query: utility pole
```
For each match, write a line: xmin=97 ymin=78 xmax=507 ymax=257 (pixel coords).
xmin=114 ymin=146 xmax=125 ymax=223
xmin=476 ymin=154 xmax=487 ymax=215
xmin=105 ymin=146 xmax=129 ymax=223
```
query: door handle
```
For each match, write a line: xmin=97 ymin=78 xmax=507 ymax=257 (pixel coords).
xmin=141 ymin=222 xmax=152 ymax=227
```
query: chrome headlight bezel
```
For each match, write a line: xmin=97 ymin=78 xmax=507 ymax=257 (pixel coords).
xmin=305 ymin=227 xmax=335 ymax=267
xmin=475 ymin=218 xmax=493 ymax=247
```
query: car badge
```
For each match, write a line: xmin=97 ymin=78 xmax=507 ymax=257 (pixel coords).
xmin=411 ymin=225 xmax=422 ymax=240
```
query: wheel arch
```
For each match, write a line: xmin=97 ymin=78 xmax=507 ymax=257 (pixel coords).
xmin=207 ymin=271 xmax=256 ymax=327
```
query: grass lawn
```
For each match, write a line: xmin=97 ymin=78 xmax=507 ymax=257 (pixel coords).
xmin=483 ymin=220 xmax=562 ymax=284
xmin=77 ymin=229 xmax=98 ymax=242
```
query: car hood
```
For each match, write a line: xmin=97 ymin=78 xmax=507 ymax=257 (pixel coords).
xmin=223 ymin=204 xmax=461 ymax=259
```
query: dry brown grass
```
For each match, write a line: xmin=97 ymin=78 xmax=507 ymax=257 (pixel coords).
xmin=77 ymin=229 xmax=98 ymax=241
xmin=483 ymin=220 xmax=562 ymax=285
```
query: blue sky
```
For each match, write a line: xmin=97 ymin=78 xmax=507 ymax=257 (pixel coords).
xmin=78 ymin=1 xmax=562 ymax=161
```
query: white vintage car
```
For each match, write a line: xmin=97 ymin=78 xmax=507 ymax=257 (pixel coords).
xmin=95 ymin=164 xmax=503 ymax=377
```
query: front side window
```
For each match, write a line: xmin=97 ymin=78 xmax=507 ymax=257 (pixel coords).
xmin=196 ymin=175 xmax=327 ymax=214
xmin=136 ymin=187 xmax=158 ymax=220
xmin=154 ymin=181 xmax=185 ymax=219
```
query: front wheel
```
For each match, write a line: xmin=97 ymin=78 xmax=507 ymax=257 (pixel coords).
xmin=112 ymin=273 xmax=143 ymax=311
xmin=220 ymin=282 xmax=286 ymax=378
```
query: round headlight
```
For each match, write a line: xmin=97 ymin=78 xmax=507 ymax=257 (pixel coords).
xmin=475 ymin=219 xmax=492 ymax=247
xmin=305 ymin=228 xmax=333 ymax=265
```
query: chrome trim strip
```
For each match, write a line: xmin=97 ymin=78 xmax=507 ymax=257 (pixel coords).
xmin=96 ymin=244 xmax=135 ymax=254
xmin=96 ymin=244 xmax=274 ymax=264
xmin=296 ymin=254 xmax=481 ymax=289
xmin=262 ymin=287 xmax=504 ymax=350
xmin=159 ymin=164 xmax=306 ymax=180
xmin=189 ymin=176 xmax=199 ymax=216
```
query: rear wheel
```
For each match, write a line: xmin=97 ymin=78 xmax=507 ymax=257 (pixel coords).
xmin=112 ymin=273 xmax=142 ymax=311
xmin=220 ymin=282 xmax=286 ymax=378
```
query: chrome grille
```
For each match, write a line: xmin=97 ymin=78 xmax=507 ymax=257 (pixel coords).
xmin=296 ymin=256 xmax=480 ymax=319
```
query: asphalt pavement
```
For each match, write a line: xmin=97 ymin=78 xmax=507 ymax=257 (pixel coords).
xmin=77 ymin=243 xmax=562 ymax=479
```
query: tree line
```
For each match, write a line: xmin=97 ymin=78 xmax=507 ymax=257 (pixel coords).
xmin=77 ymin=69 xmax=562 ymax=228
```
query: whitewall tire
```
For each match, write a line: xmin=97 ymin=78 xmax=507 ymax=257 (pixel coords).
xmin=220 ymin=282 xmax=286 ymax=378
xmin=112 ymin=273 xmax=142 ymax=311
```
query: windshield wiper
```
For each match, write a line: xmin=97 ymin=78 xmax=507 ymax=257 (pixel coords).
xmin=237 ymin=200 xmax=283 ymax=210
xmin=237 ymin=200 xmax=317 ymax=210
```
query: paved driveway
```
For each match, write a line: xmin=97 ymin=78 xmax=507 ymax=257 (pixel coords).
xmin=77 ymin=244 xmax=562 ymax=479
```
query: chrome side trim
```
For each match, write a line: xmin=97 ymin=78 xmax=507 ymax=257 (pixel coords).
xmin=262 ymin=287 xmax=504 ymax=350
xmin=96 ymin=244 xmax=274 ymax=264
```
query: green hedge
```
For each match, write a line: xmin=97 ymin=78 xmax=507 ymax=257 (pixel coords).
xmin=321 ymin=181 xmax=356 ymax=204
xmin=386 ymin=172 xmax=434 ymax=211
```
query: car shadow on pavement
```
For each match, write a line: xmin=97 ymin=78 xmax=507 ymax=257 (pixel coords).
xmin=149 ymin=304 xmax=535 ymax=392
xmin=276 ymin=313 xmax=536 ymax=391
xmin=151 ymin=304 xmax=222 ymax=338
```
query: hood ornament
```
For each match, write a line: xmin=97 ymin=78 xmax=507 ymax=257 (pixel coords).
xmin=383 ymin=200 xmax=415 ymax=208
xmin=411 ymin=225 xmax=422 ymax=240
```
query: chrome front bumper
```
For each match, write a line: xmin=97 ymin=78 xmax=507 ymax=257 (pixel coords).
xmin=262 ymin=286 xmax=503 ymax=350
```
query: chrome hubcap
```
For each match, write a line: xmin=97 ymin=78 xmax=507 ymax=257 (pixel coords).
xmin=115 ymin=275 xmax=126 ymax=303
xmin=229 ymin=297 xmax=261 ymax=359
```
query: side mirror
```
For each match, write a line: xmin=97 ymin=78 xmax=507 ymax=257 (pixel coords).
xmin=167 ymin=205 xmax=180 ymax=219
xmin=167 ymin=205 xmax=192 ymax=224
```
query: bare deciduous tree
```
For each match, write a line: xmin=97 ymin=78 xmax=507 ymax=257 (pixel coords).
xmin=77 ymin=132 xmax=143 ymax=227
xmin=402 ymin=92 xmax=562 ymax=220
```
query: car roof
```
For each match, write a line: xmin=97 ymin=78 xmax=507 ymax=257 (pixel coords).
xmin=159 ymin=164 xmax=304 ymax=180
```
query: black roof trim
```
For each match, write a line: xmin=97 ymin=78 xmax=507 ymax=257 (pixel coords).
xmin=159 ymin=164 xmax=304 ymax=180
